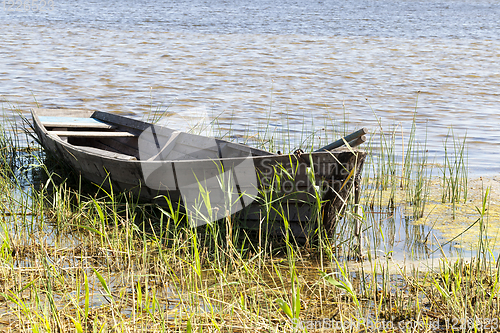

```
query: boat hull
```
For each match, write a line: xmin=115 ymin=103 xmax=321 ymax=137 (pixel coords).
xmin=31 ymin=108 xmax=366 ymax=239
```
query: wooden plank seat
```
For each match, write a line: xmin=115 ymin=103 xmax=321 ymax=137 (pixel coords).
xmin=48 ymin=131 xmax=137 ymax=138
xmin=39 ymin=116 xmax=116 ymax=129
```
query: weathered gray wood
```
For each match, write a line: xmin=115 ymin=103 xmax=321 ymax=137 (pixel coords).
xmin=218 ymin=141 xmax=273 ymax=158
xmin=92 ymin=138 xmax=140 ymax=157
xmin=347 ymin=135 xmax=366 ymax=149
xmin=315 ymin=128 xmax=368 ymax=152
xmin=75 ymin=145 xmax=138 ymax=160
xmin=92 ymin=111 xmax=151 ymax=132
xmin=30 ymin=107 xmax=367 ymax=241
xmin=135 ymin=120 xmax=272 ymax=158
xmin=49 ymin=131 xmax=136 ymax=138
xmin=40 ymin=116 xmax=115 ymax=129
xmin=33 ymin=108 xmax=95 ymax=118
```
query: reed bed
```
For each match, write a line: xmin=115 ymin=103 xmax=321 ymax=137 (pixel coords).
xmin=0 ymin=105 xmax=499 ymax=333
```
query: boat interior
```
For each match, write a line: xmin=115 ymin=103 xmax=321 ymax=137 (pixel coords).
xmin=32 ymin=108 xmax=273 ymax=161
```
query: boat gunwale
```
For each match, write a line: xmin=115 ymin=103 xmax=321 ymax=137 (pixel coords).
xmin=31 ymin=107 xmax=365 ymax=165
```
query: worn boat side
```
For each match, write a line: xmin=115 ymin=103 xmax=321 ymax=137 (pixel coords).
xmin=31 ymin=107 xmax=367 ymax=239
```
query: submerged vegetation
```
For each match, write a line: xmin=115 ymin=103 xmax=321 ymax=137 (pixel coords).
xmin=0 ymin=103 xmax=499 ymax=332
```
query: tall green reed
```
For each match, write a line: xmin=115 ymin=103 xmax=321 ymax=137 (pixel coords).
xmin=441 ymin=128 xmax=468 ymax=218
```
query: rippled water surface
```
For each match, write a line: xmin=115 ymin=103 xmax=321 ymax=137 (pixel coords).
xmin=1 ymin=0 xmax=500 ymax=173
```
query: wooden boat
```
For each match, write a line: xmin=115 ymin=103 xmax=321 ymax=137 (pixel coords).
xmin=30 ymin=107 xmax=367 ymax=239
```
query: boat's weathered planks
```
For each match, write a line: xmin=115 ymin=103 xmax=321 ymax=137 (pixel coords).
xmin=31 ymin=107 xmax=367 ymax=240
xmin=39 ymin=116 xmax=115 ymax=129
xmin=48 ymin=131 xmax=137 ymax=138
xmin=76 ymin=145 xmax=138 ymax=160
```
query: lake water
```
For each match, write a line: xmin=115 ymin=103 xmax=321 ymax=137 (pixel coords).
xmin=1 ymin=0 xmax=500 ymax=174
